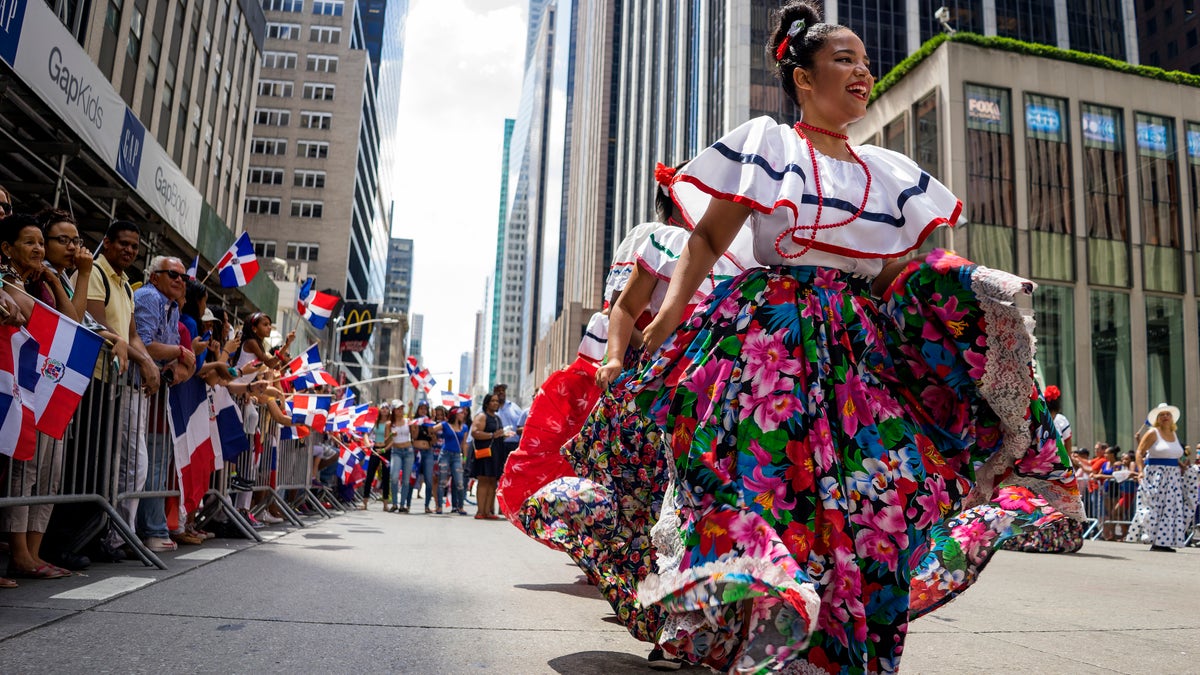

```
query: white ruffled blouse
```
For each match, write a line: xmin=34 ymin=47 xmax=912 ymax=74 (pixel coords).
xmin=670 ymin=116 xmax=965 ymax=277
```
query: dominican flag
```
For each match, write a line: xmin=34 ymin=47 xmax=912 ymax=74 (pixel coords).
xmin=284 ymin=344 xmax=323 ymax=378
xmin=291 ymin=394 xmax=331 ymax=429
xmin=0 ymin=326 xmax=39 ymax=460
xmin=167 ymin=377 xmax=218 ymax=513
xmin=210 ymin=385 xmax=251 ymax=462
xmin=329 ymin=391 xmax=356 ymax=416
xmin=217 ymin=232 xmax=259 ymax=288
xmin=337 ymin=444 xmax=367 ymax=487
xmin=186 ymin=254 xmax=199 ymax=281
xmin=280 ymin=423 xmax=310 ymax=441
xmin=405 ymin=355 xmax=437 ymax=393
xmin=25 ymin=301 xmax=104 ymax=440
xmin=439 ymin=391 xmax=459 ymax=408
xmin=457 ymin=393 xmax=472 ymax=406
xmin=290 ymin=369 xmax=339 ymax=391
xmin=296 ymin=278 xmax=339 ymax=330
xmin=351 ymin=405 xmax=379 ymax=435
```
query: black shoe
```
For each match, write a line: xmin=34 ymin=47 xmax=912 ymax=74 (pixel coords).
xmin=1150 ymin=545 xmax=1176 ymax=552
xmin=50 ymin=552 xmax=91 ymax=571
xmin=647 ymin=647 xmax=683 ymax=671
xmin=230 ymin=477 xmax=254 ymax=491
xmin=96 ymin=543 xmax=127 ymax=563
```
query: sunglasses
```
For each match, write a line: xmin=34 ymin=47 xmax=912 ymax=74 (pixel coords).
xmin=153 ymin=269 xmax=186 ymax=280
xmin=48 ymin=235 xmax=85 ymax=247
xmin=0 ymin=201 xmax=11 ymax=212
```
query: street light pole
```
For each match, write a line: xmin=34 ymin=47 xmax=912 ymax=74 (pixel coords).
xmin=330 ymin=317 xmax=399 ymax=398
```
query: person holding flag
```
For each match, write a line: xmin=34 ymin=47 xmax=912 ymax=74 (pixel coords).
xmin=230 ymin=311 xmax=294 ymax=375
xmin=296 ymin=278 xmax=339 ymax=330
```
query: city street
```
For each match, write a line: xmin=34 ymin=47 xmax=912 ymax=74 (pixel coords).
xmin=0 ymin=507 xmax=1196 ymax=674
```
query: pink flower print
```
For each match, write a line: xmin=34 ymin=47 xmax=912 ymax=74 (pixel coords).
xmin=814 ymin=267 xmax=849 ymax=291
xmin=913 ymin=476 xmax=952 ymax=529
xmin=855 ymin=524 xmax=902 ymax=571
xmin=930 ymin=294 xmax=969 ymax=337
xmin=683 ymin=358 xmax=732 ymax=420
xmin=866 ymin=384 xmax=905 ymax=423
xmin=1017 ymin=439 xmax=1060 ymax=476
xmin=850 ymin=499 xmax=907 ymax=536
xmin=808 ymin=418 xmax=837 ymax=472
xmin=743 ymin=330 xmax=800 ymax=393
xmin=738 ymin=382 xmax=800 ymax=430
xmin=744 ymin=464 xmax=797 ymax=520
xmin=799 ymin=295 xmax=824 ymax=321
xmin=963 ymin=347 xmax=987 ymax=382
xmin=727 ymin=511 xmax=778 ymax=560
xmin=834 ymin=376 xmax=875 ymax=438
xmin=993 ymin=486 xmax=1038 ymax=514
xmin=950 ymin=519 xmax=991 ymax=552
xmin=920 ymin=384 xmax=958 ymax=425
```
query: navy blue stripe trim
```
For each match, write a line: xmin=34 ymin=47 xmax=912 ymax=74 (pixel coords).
xmin=711 ymin=144 xmax=945 ymax=229
xmin=582 ymin=330 xmax=607 ymax=343
xmin=712 ymin=142 xmax=808 ymax=182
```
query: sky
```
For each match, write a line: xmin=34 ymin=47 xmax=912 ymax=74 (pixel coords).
xmin=389 ymin=0 xmax=527 ymax=389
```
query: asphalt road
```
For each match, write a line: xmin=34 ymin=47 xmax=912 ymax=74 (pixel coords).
xmin=0 ymin=504 xmax=1196 ymax=674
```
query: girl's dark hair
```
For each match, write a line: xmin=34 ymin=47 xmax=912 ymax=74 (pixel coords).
xmin=768 ymin=1 xmax=848 ymax=105
xmin=654 ymin=161 xmax=688 ymax=225
xmin=181 ymin=281 xmax=207 ymax=323
xmin=36 ymin=208 xmax=76 ymax=235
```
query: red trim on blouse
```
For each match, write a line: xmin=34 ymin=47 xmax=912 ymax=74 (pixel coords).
xmin=672 ymin=173 xmax=961 ymax=261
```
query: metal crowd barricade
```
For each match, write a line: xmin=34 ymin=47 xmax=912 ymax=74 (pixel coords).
xmin=195 ymin=451 xmax=262 ymax=544
xmin=238 ymin=416 xmax=305 ymax=528
xmin=1085 ymin=475 xmax=1139 ymax=541
xmin=275 ymin=427 xmax=333 ymax=519
xmin=1 ymin=345 xmax=164 ymax=569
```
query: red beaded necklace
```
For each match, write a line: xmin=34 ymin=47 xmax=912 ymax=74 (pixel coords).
xmin=773 ymin=121 xmax=873 ymax=259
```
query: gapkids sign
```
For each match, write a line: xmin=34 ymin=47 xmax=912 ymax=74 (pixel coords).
xmin=0 ymin=0 xmax=200 ymax=244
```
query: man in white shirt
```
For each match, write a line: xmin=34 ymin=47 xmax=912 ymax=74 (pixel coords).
xmin=492 ymin=384 xmax=526 ymax=471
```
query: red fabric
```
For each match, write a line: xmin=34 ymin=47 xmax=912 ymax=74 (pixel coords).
xmin=498 ymin=358 xmax=603 ymax=533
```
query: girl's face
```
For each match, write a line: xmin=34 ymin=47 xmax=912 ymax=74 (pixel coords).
xmin=486 ymin=397 xmax=500 ymax=413
xmin=255 ymin=316 xmax=273 ymax=338
xmin=792 ymin=30 xmax=875 ymax=128
xmin=2 ymin=226 xmax=44 ymax=272
xmin=43 ymin=221 xmax=81 ymax=270
xmin=416 ymin=403 xmax=429 ymax=418
xmin=433 ymin=408 xmax=446 ymax=421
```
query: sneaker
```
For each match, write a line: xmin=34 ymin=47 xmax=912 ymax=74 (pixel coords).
xmin=144 ymin=537 xmax=178 ymax=552
xmin=259 ymin=513 xmax=285 ymax=525
xmin=230 ymin=477 xmax=254 ymax=492
xmin=647 ymin=647 xmax=683 ymax=671
xmin=170 ymin=530 xmax=204 ymax=546
xmin=240 ymin=510 xmax=265 ymax=529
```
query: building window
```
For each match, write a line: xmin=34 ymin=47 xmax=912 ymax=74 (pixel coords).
xmin=253 ymin=108 xmax=291 ymax=126
xmin=257 ymin=79 xmax=294 ymax=97
xmin=297 ymin=140 xmax=329 ymax=158
xmin=294 ymin=169 xmax=327 ymax=188
xmin=1188 ymin=122 xmax=1200 ymax=290
xmin=312 ymin=0 xmax=344 ymax=15
xmin=299 ymin=111 xmax=332 ymax=129
xmin=127 ymin=5 xmax=143 ymax=60
xmin=251 ymin=138 xmax=287 ymax=155
xmin=994 ymin=0 xmax=1057 ymax=45
xmin=306 ymin=54 xmax=338 ymax=73
xmin=262 ymin=0 xmax=303 ymax=11
xmin=261 ymin=51 xmax=297 ymax=69
xmin=913 ymin=91 xmax=940 ymax=180
xmin=1025 ymin=93 xmax=1073 ymax=281
xmin=1066 ymin=0 xmax=1127 ymax=60
xmin=1136 ymin=112 xmax=1182 ymax=292
xmin=1146 ymin=296 xmax=1185 ymax=414
xmin=309 ymin=26 xmax=341 ymax=44
xmin=286 ymin=242 xmax=320 ymax=261
xmin=244 ymin=197 xmax=282 ymax=215
xmin=1033 ymin=284 xmax=1076 ymax=423
xmin=1090 ymin=290 xmax=1131 ymax=447
xmin=254 ymin=240 xmax=278 ymax=258
xmin=964 ymin=84 xmax=1015 ymax=271
xmin=265 ymin=22 xmax=301 ymax=40
xmin=291 ymin=200 xmax=324 ymax=218
xmin=1081 ymin=103 xmax=1129 ymax=286
xmin=883 ymin=114 xmax=907 ymax=155
xmin=302 ymin=83 xmax=335 ymax=100
xmin=247 ymin=167 xmax=284 ymax=185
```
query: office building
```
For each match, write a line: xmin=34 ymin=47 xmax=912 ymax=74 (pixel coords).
xmin=0 ymin=0 xmax=276 ymax=310
xmin=488 ymin=119 xmax=517 ymax=388
xmin=855 ymin=33 xmax=1200 ymax=446
xmin=1137 ymin=0 xmax=1200 ymax=73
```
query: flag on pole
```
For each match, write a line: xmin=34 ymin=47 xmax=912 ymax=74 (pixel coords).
xmin=439 ymin=391 xmax=459 ymax=408
xmin=404 ymin=355 xmax=437 ymax=393
xmin=279 ymin=423 xmax=310 ymax=441
xmin=351 ymin=405 xmax=379 ymax=435
xmin=216 ymin=232 xmax=259 ymax=288
xmin=210 ymin=385 xmax=251 ymax=462
xmin=284 ymin=344 xmax=322 ymax=378
xmin=186 ymin=254 xmax=199 ymax=280
xmin=457 ymin=393 xmax=472 ymax=406
xmin=0 ymin=326 xmax=38 ymax=460
xmin=290 ymin=394 xmax=331 ymax=429
xmin=290 ymin=369 xmax=339 ymax=390
xmin=337 ymin=444 xmax=367 ymax=487
xmin=296 ymin=278 xmax=338 ymax=330
xmin=25 ymin=300 xmax=104 ymax=439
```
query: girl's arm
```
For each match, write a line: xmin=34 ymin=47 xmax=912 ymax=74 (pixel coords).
xmin=596 ymin=266 xmax=656 ymax=388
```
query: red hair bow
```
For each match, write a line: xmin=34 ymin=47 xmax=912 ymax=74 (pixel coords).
xmin=1044 ymin=385 xmax=1061 ymax=402
xmin=654 ymin=162 xmax=677 ymax=186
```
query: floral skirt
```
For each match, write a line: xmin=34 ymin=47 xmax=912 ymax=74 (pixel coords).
xmin=1000 ymin=516 xmax=1085 ymax=554
xmin=519 ymin=380 xmax=670 ymax=643
xmin=497 ymin=358 xmax=602 ymax=535
xmin=628 ymin=251 xmax=1081 ymax=675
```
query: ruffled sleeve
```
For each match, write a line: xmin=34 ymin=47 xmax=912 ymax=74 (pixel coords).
xmin=671 ymin=116 xmax=965 ymax=264
xmin=604 ymin=222 xmax=661 ymax=304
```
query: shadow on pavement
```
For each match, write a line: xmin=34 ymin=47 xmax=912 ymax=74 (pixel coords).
xmin=513 ymin=582 xmax=602 ymax=599
xmin=302 ymin=533 xmax=343 ymax=539
xmin=548 ymin=650 xmax=655 ymax=674
xmin=303 ymin=544 xmax=355 ymax=551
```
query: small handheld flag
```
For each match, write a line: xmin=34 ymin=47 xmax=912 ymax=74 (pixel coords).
xmin=297 ymin=278 xmax=339 ymax=330
xmin=186 ymin=254 xmax=199 ymax=281
xmin=216 ymin=232 xmax=259 ymax=288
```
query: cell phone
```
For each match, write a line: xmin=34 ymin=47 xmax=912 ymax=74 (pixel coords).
xmin=201 ymin=330 xmax=212 ymax=341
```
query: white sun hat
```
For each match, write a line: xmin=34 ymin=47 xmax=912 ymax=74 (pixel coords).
xmin=1146 ymin=402 xmax=1181 ymax=425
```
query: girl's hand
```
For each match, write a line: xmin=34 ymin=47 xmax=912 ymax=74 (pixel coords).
xmin=595 ymin=360 xmax=622 ymax=388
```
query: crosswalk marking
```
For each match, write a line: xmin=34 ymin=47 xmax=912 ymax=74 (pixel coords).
xmin=50 ymin=576 xmax=156 ymax=600
xmin=175 ymin=548 xmax=235 ymax=561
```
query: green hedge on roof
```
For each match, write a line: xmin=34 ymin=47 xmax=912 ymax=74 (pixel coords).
xmin=871 ymin=33 xmax=1200 ymax=103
